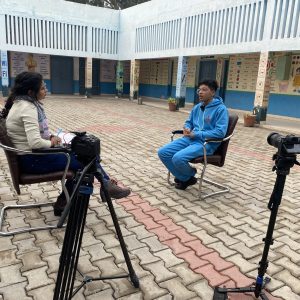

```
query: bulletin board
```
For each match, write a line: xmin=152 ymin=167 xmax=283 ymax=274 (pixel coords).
xmin=140 ymin=59 xmax=169 ymax=85
xmin=270 ymin=52 xmax=300 ymax=95
xmin=227 ymin=54 xmax=259 ymax=92
xmin=100 ymin=59 xmax=116 ymax=82
xmin=10 ymin=51 xmax=50 ymax=79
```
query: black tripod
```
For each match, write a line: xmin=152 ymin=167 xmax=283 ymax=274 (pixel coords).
xmin=213 ymin=150 xmax=299 ymax=300
xmin=53 ymin=158 xmax=139 ymax=300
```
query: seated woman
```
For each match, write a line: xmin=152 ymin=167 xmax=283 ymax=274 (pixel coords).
xmin=2 ymin=71 xmax=130 ymax=216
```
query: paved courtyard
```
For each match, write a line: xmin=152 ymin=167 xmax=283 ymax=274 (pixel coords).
xmin=0 ymin=95 xmax=300 ymax=300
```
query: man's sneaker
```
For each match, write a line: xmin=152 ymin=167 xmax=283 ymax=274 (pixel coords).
xmin=175 ymin=176 xmax=197 ymax=190
xmin=100 ymin=179 xmax=131 ymax=201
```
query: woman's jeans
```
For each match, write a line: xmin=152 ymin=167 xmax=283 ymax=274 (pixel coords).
xmin=18 ymin=153 xmax=109 ymax=197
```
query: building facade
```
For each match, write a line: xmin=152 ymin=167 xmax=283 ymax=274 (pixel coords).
xmin=0 ymin=0 xmax=299 ymax=118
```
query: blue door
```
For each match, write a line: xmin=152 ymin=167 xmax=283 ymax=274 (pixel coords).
xmin=51 ymin=56 xmax=73 ymax=94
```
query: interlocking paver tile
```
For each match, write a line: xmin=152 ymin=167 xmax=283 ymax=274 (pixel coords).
xmin=153 ymin=249 xmax=184 ymax=268
xmin=19 ymin=250 xmax=46 ymax=272
xmin=132 ymin=247 xmax=160 ymax=265
xmin=159 ymin=278 xmax=197 ymax=300
xmin=190 ymin=279 xmax=214 ymax=300
xmin=1 ymin=282 xmax=33 ymax=300
xmin=0 ymin=263 xmax=27 ymax=288
xmin=143 ymin=261 xmax=177 ymax=283
xmin=138 ymin=275 xmax=168 ymax=299
xmin=24 ymin=265 xmax=54 ymax=291
xmin=1 ymin=97 xmax=299 ymax=300
xmin=272 ymin=286 xmax=300 ymax=300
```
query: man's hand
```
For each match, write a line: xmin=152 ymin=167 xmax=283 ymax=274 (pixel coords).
xmin=183 ymin=127 xmax=191 ymax=137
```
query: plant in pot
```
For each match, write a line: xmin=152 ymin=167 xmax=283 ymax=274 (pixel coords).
xmin=243 ymin=112 xmax=256 ymax=127
xmin=168 ymin=97 xmax=177 ymax=111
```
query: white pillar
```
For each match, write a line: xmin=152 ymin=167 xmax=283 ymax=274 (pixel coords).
xmin=254 ymin=52 xmax=273 ymax=121
xmin=85 ymin=57 xmax=92 ymax=98
xmin=175 ymin=56 xmax=188 ymax=107
xmin=130 ymin=59 xmax=140 ymax=102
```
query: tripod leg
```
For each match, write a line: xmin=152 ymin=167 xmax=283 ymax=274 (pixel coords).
xmin=98 ymin=174 xmax=139 ymax=288
xmin=254 ymin=174 xmax=286 ymax=297
xmin=54 ymin=173 xmax=93 ymax=300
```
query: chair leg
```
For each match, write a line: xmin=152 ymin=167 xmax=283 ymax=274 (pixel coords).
xmin=167 ymin=171 xmax=175 ymax=186
xmin=198 ymin=164 xmax=230 ymax=200
xmin=0 ymin=202 xmax=66 ymax=236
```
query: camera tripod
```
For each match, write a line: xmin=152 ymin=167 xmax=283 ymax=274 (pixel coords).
xmin=53 ymin=158 xmax=139 ymax=300
xmin=213 ymin=152 xmax=299 ymax=300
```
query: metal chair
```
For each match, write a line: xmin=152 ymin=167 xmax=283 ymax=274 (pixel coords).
xmin=0 ymin=118 xmax=74 ymax=236
xmin=167 ymin=114 xmax=238 ymax=199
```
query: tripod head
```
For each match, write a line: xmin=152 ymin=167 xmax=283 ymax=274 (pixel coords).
xmin=267 ymin=132 xmax=300 ymax=175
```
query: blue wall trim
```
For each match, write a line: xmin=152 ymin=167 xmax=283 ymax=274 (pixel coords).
xmin=73 ymin=80 xmax=79 ymax=94
xmin=141 ymin=84 xmax=196 ymax=103
xmin=139 ymin=84 xmax=169 ymax=98
xmin=124 ymin=83 xmax=130 ymax=95
xmin=100 ymin=82 xmax=116 ymax=94
xmin=269 ymin=94 xmax=300 ymax=118
xmin=224 ymin=90 xmax=255 ymax=110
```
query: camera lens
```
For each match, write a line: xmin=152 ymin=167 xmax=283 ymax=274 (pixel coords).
xmin=267 ymin=132 xmax=283 ymax=148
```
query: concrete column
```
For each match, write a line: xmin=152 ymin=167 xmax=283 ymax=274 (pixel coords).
xmin=130 ymin=59 xmax=140 ymax=102
xmin=116 ymin=61 xmax=124 ymax=97
xmin=85 ymin=57 xmax=92 ymax=98
xmin=0 ymin=50 xmax=9 ymax=97
xmin=254 ymin=52 xmax=274 ymax=121
xmin=175 ymin=56 xmax=188 ymax=107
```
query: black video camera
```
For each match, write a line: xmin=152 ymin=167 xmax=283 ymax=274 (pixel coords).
xmin=71 ymin=132 xmax=100 ymax=164
xmin=267 ymin=132 xmax=300 ymax=155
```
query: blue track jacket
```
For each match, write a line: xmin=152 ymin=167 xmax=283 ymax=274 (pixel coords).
xmin=184 ymin=96 xmax=229 ymax=153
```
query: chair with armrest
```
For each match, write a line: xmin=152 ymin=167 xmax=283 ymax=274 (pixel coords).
xmin=0 ymin=118 xmax=74 ymax=236
xmin=167 ymin=113 xmax=238 ymax=199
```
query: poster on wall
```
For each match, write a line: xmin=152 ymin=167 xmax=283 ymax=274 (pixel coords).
xmin=10 ymin=52 xmax=50 ymax=79
xmin=270 ymin=52 xmax=300 ymax=94
xmin=123 ymin=61 xmax=130 ymax=83
xmin=227 ymin=54 xmax=259 ymax=92
xmin=100 ymin=60 xmax=116 ymax=82
xmin=149 ymin=59 xmax=169 ymax=86
xmin=186 ymin=57 xmax=197 ymax=88
xmin=139 ymin=60 xmax=151 ymax=84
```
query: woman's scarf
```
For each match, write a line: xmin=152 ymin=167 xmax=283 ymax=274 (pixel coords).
xmin=15 ymin=95 xmax=50 ymax=140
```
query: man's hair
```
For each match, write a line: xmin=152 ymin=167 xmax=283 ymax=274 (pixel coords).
xmin=198 ymin=79 xmax=219 ymax=92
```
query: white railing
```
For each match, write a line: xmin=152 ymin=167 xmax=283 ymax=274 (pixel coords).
xmin=0 ymin=0 xmax=299 ymax=60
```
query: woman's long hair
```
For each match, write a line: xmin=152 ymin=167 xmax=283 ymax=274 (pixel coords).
xmin=1 ymin=71 xmax=43 ymax=119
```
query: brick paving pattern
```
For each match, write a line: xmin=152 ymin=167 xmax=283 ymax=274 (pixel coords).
xmin=0 ymin=96 xmax=300 ymax=299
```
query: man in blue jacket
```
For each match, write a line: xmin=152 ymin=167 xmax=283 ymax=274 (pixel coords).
xmin=158 ymin=79 xmax=229 ymax=190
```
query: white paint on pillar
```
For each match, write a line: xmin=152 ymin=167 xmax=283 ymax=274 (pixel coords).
xmin=85 ymin=57 xmax=92 ymax=89
xmin=130 ymin=59 xmax=140 ymax=99
xmin=175 ymin=56 xmax=188 ymax=99
xmin=254 ymin=52 xmax=272 ymax=108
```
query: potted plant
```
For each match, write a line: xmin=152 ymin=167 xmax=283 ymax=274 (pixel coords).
xmin=243 ymin=112 xmax=256 ymax=127
xmin=168 ymin=97 xmax=177 ymax=111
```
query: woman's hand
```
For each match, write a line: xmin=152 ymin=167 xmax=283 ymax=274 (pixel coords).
xmin=50 ymin=136 xmax=62 ymax=147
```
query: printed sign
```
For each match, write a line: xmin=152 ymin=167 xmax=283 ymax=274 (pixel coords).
xmin=175 ymin=56 xmax=188 ymax=98
xmin=10 ymin=51 xmax=50 ymax=79
xmin=1 ymin=51 xmax=9 ymax=86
